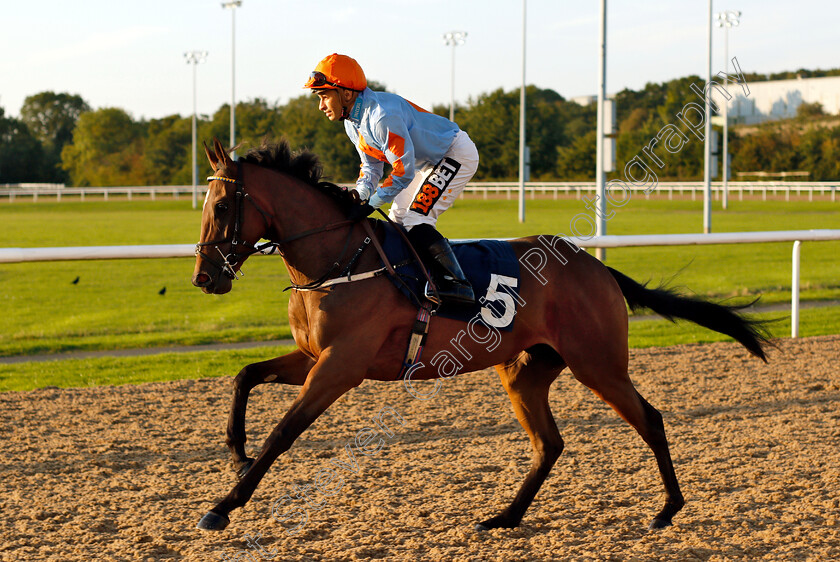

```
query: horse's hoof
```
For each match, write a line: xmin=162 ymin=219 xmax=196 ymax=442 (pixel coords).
xmin=648 ymin=517 xmax=672 ymax=530
xmin=474 ymin=515 xmax=516 ymax=531
xmin=236 ymin=459 xmax=254 ymax=480
xmin=197 ymin=510 xmax=230 ymax=531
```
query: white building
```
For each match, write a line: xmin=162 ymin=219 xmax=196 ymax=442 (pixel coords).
xmin=571 ymin=75 xmax=840 ymax=125
xmin=713 ymin=75 xmax=840 ymax=125
xmin=570 ymin=95 xmax=597 ymax=106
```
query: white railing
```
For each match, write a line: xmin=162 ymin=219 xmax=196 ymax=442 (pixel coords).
xmin=1 ymin=182 xmax=838 ymax=202
xmin=582 ymin=230 xmax=840 ymax=338
xmin=0 ymin=186 xmax=195 ymax=202
xmin=1 ymin=229 xmax=838 ymax=338
xmin=461 ymin=182 xmax=838 ymax=202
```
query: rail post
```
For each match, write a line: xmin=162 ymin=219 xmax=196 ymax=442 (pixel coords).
xmin=791 ymin=240 xmax=801 ymax=338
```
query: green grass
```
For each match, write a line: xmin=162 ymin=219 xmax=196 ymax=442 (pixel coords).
xmin=1 ymin=257 xmax=293 ymax=356
xmin=0 ymin=196 xmax=838 ymax=391
xmin=3 ymin=306 xmax=836 ymax=392
xmin=628 ymin=305 xmax=839 ymax=348
xmin=0 ymin=345 xmax=296 ymax=393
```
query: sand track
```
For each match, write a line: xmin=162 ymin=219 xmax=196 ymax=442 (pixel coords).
xmin=2 ymin=336 xmax=839 ymax=561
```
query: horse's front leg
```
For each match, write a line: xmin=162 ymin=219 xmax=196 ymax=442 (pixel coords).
xmin=198 ymin=349 xmax=366 ymax=530
xmin=226 ymin=349 xmax=314 ymax=479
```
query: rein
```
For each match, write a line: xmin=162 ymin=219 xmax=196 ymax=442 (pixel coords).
xmin=286 ymin=210 xmax=440 ymax=307
xmin=375 ymin=209 xmax=439 ymax=305
xmin=283 ymin=224 xmax=360 ymax=292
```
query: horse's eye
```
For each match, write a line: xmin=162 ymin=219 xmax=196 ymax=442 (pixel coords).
xmin=215 ymin=202 xmax=229 ymax=214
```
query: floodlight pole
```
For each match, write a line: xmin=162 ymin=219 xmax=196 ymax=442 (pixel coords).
xmin=185 ymin=50 xmax=208 ymax=210
xmin=703 ymin=0 xmax=713 ymax=234
xmin=595 ymin=0 xmax=607 ymax=260
xmin=442 ymin=31 xmax=467 ymax=122
xmin=222 ymin=0 xmax=242 ymax=159
xmin=518 ymin=0 xmax=527 ymax=223
xmin=716 ymin=10 xmax=741 ymax=211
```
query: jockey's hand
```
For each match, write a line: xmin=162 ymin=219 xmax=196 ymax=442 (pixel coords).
xmin=351 ymin=186 xmax=371 ymax=202
xmin=347 ymin=202 xmax=374 ymax=221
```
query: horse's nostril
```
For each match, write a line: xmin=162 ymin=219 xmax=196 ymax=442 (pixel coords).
xmin=193 ymin=273 xmax=212 ymax=287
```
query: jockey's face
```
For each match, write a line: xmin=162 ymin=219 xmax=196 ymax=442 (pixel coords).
xmin=314 ymin=88 xmax=355 ymax=121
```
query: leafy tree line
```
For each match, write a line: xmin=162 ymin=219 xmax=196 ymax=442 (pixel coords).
xmin=2 ymin=73 xmax=840 ymax=186
xmin=730 ymin=104 xmax=840 ymax=180
xmin=744 ymin=68 xmax=840 ymax=82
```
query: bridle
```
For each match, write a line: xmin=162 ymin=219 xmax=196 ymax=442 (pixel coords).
xmin=195 ymin=165 xmax=354 ymax=282
xmin=196 ymin=163 xmax=440 ymax=303
xmin=195 ymin=169 xmax=276 ymax=280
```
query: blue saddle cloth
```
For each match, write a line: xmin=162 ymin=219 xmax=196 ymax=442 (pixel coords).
xmin=378 ymin=222 xmax=521 ymax=332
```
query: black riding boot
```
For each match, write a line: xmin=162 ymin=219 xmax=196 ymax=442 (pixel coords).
xmin=407 ymin=224 xmax=475 ymax=305
xmin=427 ymin=238 xmax=476 ymax=305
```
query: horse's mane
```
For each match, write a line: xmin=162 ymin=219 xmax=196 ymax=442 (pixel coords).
xmin=238 ymin=140 xmax=354 ymax=210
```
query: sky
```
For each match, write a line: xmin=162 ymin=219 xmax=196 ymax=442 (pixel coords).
xmin=2 ymin=0 xmax=839 ymax=121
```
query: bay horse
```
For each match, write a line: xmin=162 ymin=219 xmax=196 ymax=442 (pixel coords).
xmin=191 ymin=138 xmax=769 ymax=532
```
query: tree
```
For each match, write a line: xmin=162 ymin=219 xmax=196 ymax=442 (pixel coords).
xmin=523 ymin=87 xmax=569 ymax=178
xmin=793 ymin=125 xmax=840 ymax=180
xmin=797 ymin=101 xmax=825 ymax=118
xmin=556 ymin=130 xmax=596 ymax=180
xmin=144 ymin=115 xmax=193 ymax=185
xmin=61 ymin=108 xmax=145 ymax=186
xmin=457 ymin=85 xmax=590 ymax=180
xmin=730 ymin=124 xmax=797 ymax=176
xmin=203 ymin=98 xmax=282 ymax=153
xmin=609 ymin=75 xmax=710 ymax=180
xmin=232 ymin=98 xmax=283 ymax=148
xmin=20 ymin=92 xmax=90 ymax=182
xmin=0 ymin=107 xmax=46 ymax=183
xmin=455 ymin=88 xmax=520 ymax=180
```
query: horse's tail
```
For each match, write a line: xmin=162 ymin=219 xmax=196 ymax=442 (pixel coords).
xmin=606 ymin=267 xmax=771 ymax=362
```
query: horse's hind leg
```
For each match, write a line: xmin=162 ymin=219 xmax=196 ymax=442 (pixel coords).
xmin=633 ymin=390 xmax=684 ymax=529
xmin=226 ymin=349 xmax=313 ymax=478
xmin=477 ymin=345 xmax=565 ymax=531
xmin=569 ymin=359 xmax=684 ymax=530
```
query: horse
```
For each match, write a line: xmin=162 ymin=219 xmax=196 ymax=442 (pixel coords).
xmin=191 ymin=138 xmax=770 ymax=532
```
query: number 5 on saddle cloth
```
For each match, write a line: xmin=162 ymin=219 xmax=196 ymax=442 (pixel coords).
xmin=379 ymin=221 xmax=523 ymax=379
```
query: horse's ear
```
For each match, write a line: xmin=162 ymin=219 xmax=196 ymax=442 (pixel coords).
xmin=213 ymin=137 xmax=234 ymax=169
xmin=204 ymin=140 xmax=219 ymax=171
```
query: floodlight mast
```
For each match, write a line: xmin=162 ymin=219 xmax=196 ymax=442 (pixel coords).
xmin=222 ymin=0 xmax=242 ymax=158
xmin=442 ymin=31 xmax=467 ymax=122
xmin=185 ymin=50 xmax=208 ymax=210
xmin=519 ymin=0 xmax=527 ymax=223
xmin=704 ymin=0 xmax=713 ymax=233
xmin=716 ymin=10 xmax=741 ymax=211
xmin=595 ymin=0 xmax=607 ymax=258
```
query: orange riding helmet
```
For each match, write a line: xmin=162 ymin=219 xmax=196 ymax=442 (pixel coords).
xmin=303 ymin=53 xmax=367 ymax=92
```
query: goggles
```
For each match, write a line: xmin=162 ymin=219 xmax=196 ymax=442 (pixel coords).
xmin=308 ymin=71 xmax=342 ymax=89
xmin=308 ymin=71 xmax=364 ymax=92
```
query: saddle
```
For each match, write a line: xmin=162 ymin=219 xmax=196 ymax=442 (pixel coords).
xmin=367 ymin=220 xmax=522 ymax=380
xmin=377 ymin=221 xmax=522 ymax=331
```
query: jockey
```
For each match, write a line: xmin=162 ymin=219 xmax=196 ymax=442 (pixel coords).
xmin=304 ymin=53 xmax=478 ymax=306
